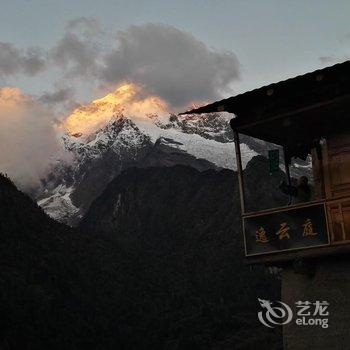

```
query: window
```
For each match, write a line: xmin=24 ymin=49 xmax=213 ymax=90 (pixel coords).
xmin=237 ymin=134 xmax=323 ymax=214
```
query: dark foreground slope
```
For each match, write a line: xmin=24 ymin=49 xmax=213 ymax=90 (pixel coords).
xmin=0 ymin=174 xmax=126 ymax=349
xmin=1 ymin=156 xmax=284 ymax=349
xmin=81 ymin=158 xmax=285 ymax=349
xmin=0 ymin=174 xmax=83 ymax=348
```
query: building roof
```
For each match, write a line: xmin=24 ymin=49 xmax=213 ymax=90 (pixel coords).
xmin=181 ymin=60 xmax=350 ymax=160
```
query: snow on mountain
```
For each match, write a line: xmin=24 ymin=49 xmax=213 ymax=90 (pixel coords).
xmin=132 ymin=114 xmax=256 ymax=169
xmin=37 ymin=185 xmax=79 ymax=222
xmin=63 ymin=110 xmax=257 ymax=176
xmin=37 ymin=86 xmax=257 ymax=225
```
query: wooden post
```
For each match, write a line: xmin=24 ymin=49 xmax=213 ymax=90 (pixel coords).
xmin=233 ymin=130 xmax=246 ymax=214
xmin=283 ymin=147 xmax=292 ymax=205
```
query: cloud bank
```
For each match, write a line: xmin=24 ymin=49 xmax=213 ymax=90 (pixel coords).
xmin=0 ymin=42 xmax=46 ymax=77
xmin=0 ymin=88 xmax=67 ymax=190
xmin=100 ymin=24 xmax=240 ymax=108
xmin=39 ymin=87 xmax=74 ymax=105
xmin=1 ymin=21 xmax=241 ymax=109
xmin=49 ymin=21 xmax=100 ymax=78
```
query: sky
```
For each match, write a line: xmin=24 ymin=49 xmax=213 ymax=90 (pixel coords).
xmin=1 ymin=0 xmax=350 ymax=100
xmin=1 ymin=0 xmax=350 ymax=189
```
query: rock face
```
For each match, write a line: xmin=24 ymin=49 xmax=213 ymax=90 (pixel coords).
xmin=81 ymin=165 xmax=238 ymax=237
xmin=37 ymin=113 xmax=252 ymax=225
xmin=79 ymin=158 xmax=287 ymax=349
xmin=80 ymin=156 xmax=286 ymax=235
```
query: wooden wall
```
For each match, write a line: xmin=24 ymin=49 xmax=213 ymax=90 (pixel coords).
xmin=324 ymin=133 xmax=350 ymax=199
xmin=322 ymin=133 xmax=350 ymax=242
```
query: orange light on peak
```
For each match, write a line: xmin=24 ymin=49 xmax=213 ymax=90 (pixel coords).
xmin=61 ymin=83 xmax=168 ymax=136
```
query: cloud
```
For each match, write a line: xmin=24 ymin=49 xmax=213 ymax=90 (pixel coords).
xmin=0 ymin=88 xmax=69 ymax=190
xmin=100 ymin=23 xmax=240 ymax=108
xmin=1 ymin=21 xmax=240 ymax=110
xmin=50 ymin=17 xmax=103 ymax=78
xmin=39 ymin=87 xmax=74 ymax=104
xmin=319 ymin=56 xmax=336 ymax=65
xmin=38 ymin=86 xmax=79 ymax=117
xmin=319 ymin=55 xmax=350 ymax=66
xmin=50 ymin=33 xmax=99 ymax=77
xmin=0 ymin=42 xmax=46 ymax=77
xmin=65 ymin=17 xmax=102 ymax=38
xmin=0 ymin=18 xmax=101 ymax=79
xmin=319 ymin=33 xmax=350 ymax=66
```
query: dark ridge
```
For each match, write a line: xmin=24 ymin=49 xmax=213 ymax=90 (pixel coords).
xmin=0 ymin=158 xmax=283 ymax=349
xmin=80 ymin=162 xmax=283 ymax=349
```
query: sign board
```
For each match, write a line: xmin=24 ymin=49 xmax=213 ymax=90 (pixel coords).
xmin=243 ymin=203 xmax=329 ymax=256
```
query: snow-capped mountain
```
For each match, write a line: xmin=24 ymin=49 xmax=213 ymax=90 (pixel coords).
xmin=36 ymin=85 xmax=259 ymax=225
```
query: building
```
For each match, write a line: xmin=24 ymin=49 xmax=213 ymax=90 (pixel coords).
xmin=182 ymin=61 xmax=350 ymax=349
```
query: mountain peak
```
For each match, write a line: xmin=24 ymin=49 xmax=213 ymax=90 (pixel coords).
xmin=62 ymin=83 xmax=169 ymax=136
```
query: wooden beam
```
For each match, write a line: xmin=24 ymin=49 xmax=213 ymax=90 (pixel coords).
xmin=245 ymin=243 xmax=350 ymax=265
xmin=233 ymin=130 xmax=246 ymax=214
xmin=283 ymin=147 xmax=292 ymax=205
xmin=234 ymin=93 xmax=350 ymax=132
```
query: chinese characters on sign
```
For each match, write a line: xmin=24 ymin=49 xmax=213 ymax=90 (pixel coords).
xmin=275 ymin=222 xmax=291 ymax=240
xmin=245 ymin=203 xmax=329 ymax=256
xmin=302 ymin=218 xmax=317 ymax=237
xmin=256 ymin=218 xmax=317 ymax=243
xmin=256 ymin=227 xmax=269 ymax=243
